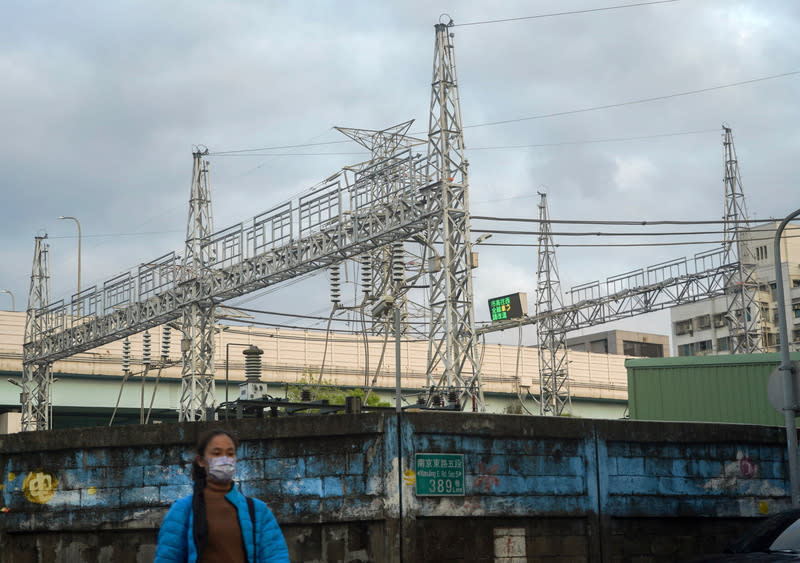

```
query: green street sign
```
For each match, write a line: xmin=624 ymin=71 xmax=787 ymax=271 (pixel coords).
xmin=415 ymin=453 xmax=465 ymax=496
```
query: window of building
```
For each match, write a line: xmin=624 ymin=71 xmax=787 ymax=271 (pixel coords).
xmin=696 ymin=314 xmax=711 ymax=330
xmin=622 ymin=340 xmax=664 ymax=358
xmin=675 ymin=320 xmax=693 ymax=336
xmin=694 ymin=340 xmax=713 ymax=356
xmin=678 ymin=344 xmax=691 ymax=357
xmin=755 ymin=245 xmax=768 ymax=261
xmin=717 ymin=337 xmax=729 ymax=352
xmin=794 ymin=304 xmax=800 ymax=319
xmin=713 ymin=313 xmax=727 ymax=328
xmin=793 ymin=279 xmax=800 ymax=288
xmin=589 ymin=339 xmax=608 ymax=354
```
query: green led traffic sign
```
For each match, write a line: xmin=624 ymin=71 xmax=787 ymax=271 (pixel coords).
xmin=488 ymin=292 xmax=527 ymax=322
xmin=415 ymin=453 xmax=464 ymax=496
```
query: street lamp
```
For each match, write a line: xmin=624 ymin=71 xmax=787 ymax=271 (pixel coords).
xmin=58 ymin=216 xmax=82 ymax=294
xmin=0 ymin=289 xmax=14 ymax=311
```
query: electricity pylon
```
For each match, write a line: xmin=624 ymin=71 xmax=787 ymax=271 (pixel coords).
xmin=179 ymin=146 xmax=217 ymax=421
xmin=722 ymin=125 xmax=764 ymax=354
xmin=424 ymin=18 xmax=483 ymax=410
xmin=535 ymin=192 xmax=571 ymax=415
xmin=21 ymin=235 xmax=53 ymax=431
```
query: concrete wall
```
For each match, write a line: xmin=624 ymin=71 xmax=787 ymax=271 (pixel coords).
xmin=0 ymin=413 xmax=792 ymax=562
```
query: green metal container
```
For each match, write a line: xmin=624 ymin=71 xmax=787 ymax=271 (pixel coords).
xmin=626 ymin=352 xmax=800 ymax=425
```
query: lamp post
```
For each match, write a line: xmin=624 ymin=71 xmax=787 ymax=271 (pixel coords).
xmin=0 ymin=289 xmax=14 ymax=311
xmin=58 ymin=216 xmax=82 ymax=294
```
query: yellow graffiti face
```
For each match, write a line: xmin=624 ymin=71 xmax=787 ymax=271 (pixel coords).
xmin=22 ymin=471 xmax=58 ymax=504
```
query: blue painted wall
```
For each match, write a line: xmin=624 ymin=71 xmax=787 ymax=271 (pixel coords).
xmin=0 ymin=413 xmax=792 ymax=561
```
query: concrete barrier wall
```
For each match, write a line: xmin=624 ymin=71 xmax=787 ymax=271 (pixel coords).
xmin=0 ymin=413 xmax=791 ymax=562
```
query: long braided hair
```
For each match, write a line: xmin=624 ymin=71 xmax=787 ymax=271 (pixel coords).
xmin=191 ymin=428 xmax=239 ymax=555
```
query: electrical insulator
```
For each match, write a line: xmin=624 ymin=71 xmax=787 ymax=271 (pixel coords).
xmin=243 ymin=345 xmax=264 ymax=382
xmin=360 ymin=255 xmax=372 ymax=294
xmin=392 ymin=242 xmax=405 ymax=284
xmin=122 ymin=338 xmax=131 ymax=373
xmin=161 ymin=326 xmax=171 ymax=359
xmin=142 ymin=331 xmax=151 ymax=366
xmin=330 ymin=264 xmax=341 ymax=304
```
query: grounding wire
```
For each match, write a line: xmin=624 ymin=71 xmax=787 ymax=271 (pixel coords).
xmin=452 ymin=0 xmax=679 ymax=27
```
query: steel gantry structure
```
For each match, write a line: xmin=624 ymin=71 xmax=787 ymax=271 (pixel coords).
xmin=21 ymin=20 xmax=487 ymax=428
xmin=21 ymin=16 xmax=767 ymax=428
xmin=480 ymin=126 xmax=764 ymax=414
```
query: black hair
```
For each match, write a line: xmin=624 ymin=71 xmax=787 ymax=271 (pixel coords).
xmin=191 ymin=428 xmax=238 ymax=555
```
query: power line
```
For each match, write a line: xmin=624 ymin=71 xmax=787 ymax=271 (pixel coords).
xmin=452 ymin=0 xmax=679 ymax=27
xmin=473 ymin=228 xmax=726 ymax=237
xmin=479 ymin=232 xmax=800 ymax=248
xmin=465 ymin=70 xmax=800 ymax=130
xmin=471 ymin=216 xmax=780 ymax=225
xmin=469 ymin=128 xmax=719 ymax=150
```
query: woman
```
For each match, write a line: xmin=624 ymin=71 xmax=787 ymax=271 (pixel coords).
xmin=155 ymin=428 xmax=290 ymax=562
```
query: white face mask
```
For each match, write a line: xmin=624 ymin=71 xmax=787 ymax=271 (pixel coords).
xmin=206 ymin=456 xmax=236 ymax=482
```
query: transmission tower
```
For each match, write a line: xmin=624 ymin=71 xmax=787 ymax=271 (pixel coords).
xmin=424 ymin=18 xmax=483 ymax=410
xmin=21 ymin=235 xmax=53 ymax=431
xmin=179 ymin=146 xmax=217 ymax=421
xmin=335 ymin=121 xmax=426 ymax=335
xmin=721 ymin=125 xmax=764 ymax=354
xmin=535 ymin=192 xmax=571 ymax=415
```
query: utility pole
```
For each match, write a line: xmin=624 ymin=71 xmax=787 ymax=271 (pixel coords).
xmin=21 ymin=235 xmax=54 ymax=431
xmin=722 ymin=125 xmax=764 ymax=354
xmin=535 ymin=192 xmax=571 ymax=415
xmin=179 ymin=146 xmax=217 ymax=421
xmin=424 ymin=18 xmax=483 ymax=410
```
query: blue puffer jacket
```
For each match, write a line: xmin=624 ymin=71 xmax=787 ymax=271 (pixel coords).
xmin=154 ymin=485 xmax=289 ymax=563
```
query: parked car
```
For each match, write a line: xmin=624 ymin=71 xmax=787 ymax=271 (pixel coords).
xmin=692 ymin=509 xmax=800 ymax=562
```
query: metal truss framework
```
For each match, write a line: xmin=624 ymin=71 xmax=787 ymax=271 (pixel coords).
xmin=335 ymin=121 xmax=426 ymax=335
xmin=722 ymin=126 xmax=764 ymax=354
xmin=535 ymin=193 xmax=570 ymax=416
xmin=22 ymin=236 xmax=53 ymax=431
xmin=179 ymin=148 xmax=217 ymax=421
xmin=23 ymin=150 xmax=434 ymax=367
xmin=480 ymin=248 xmax=739 ymax=336
xmin=423 ymin=20 xmax=483 ymax=411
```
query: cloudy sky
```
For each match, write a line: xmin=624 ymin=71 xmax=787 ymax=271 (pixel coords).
xmin=1 ymin=0 xmax=798 ymax=344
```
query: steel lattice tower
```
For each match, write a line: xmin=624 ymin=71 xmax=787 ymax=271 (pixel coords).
xmin=22 ymin=235 xmax=53 ymax=431
xmin=179 ymin=147 xmax=217 ymax=421
xmin=535 ymin=193 xmax=571 ymax=415
xmin=424 ymin=19 xmax=483 ymax=410
xmin=335 ymin=121 xmax=425 ymax=335
xmin=722 ymin=126 xmax=764 ymax=354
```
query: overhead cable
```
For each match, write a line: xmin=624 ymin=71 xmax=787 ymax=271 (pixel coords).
xmin=453 ymin=0 xmax=679 ymax=27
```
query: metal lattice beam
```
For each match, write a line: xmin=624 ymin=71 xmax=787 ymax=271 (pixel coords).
xmin=23 ymin=149 xmax=433 ymax=367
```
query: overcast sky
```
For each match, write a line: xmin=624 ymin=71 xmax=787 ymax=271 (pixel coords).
xmin=1 ymin=0 xmax=798 ymax=344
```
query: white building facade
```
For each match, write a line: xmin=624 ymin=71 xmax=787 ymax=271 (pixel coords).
xmin=671 ymin=222 xmax=800 ymax=356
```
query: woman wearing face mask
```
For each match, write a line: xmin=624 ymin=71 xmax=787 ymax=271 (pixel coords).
xmin=155 ymin=428 xmax=290 ymax=563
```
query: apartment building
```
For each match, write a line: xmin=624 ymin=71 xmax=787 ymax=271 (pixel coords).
xmin=671 ymin=221 xmax=800 ymax=356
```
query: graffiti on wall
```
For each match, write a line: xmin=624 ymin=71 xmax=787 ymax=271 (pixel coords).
xmin=702 ymin=450 xmax=784 ymax=497
xmin=22 ymin=470 xmax=59 ymax=504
